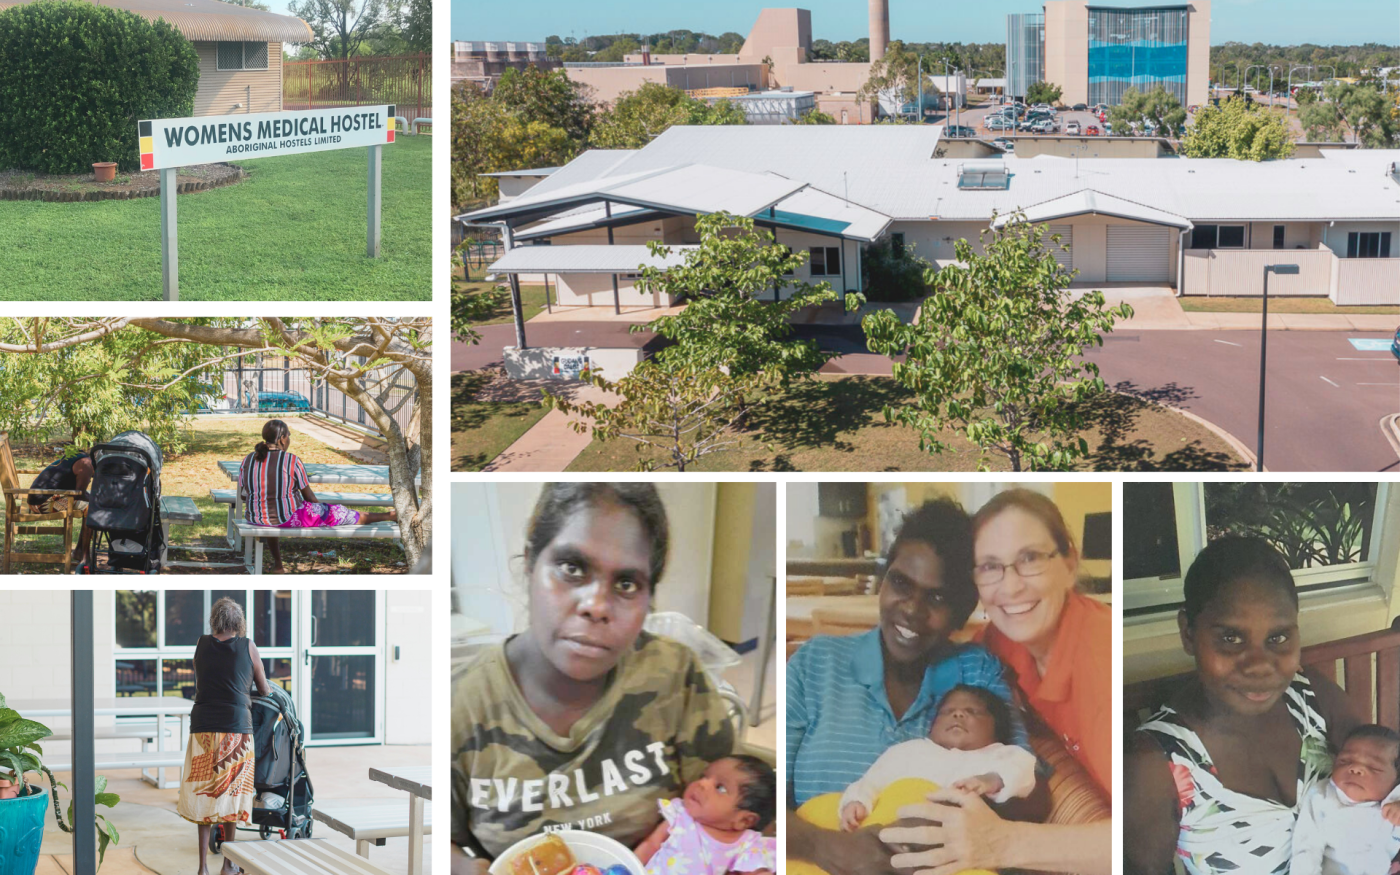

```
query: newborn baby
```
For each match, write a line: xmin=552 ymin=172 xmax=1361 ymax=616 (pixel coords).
xmin=1291 ymin=724 xmax=1400 ymax=875
xmin=635 ymin=755 xmax=776 ymax=875
xmin=839 ymin=685 xmax=1037 ymax=831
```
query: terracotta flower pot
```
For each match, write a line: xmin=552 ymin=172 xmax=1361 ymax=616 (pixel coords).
xmin=93 ymin=162 xmax=117 ymax=183
xmin=0 ymin=778 xmax=17 ymax=800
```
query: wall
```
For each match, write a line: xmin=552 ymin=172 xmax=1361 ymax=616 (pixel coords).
xmin=1320 ymin=221 xmax=1400 ymax=259
xmin=1051 ymin=482 xmax=1112 ymax=582
xmin=1334 ymin=259 xmax=1400 ymax=305
xmin=1008 ymin=137 xmax=1168 ymax=159
xmin=564 ymin=64 xmax=765 ymax=105
xmin=193 ymin=41 xmax=283 ymax=117
xmin=1070 ymin=220 xmax=1106 ymax=282
xmin=1183 ymin=246 xmax=1335 ymax=296
xmin=1244 ymin=221 xmax=1316 ymax=251
xmin=1185 ymin=0 xmax=1212 ymax=108
xmin=497 ymin=175 xmax=550 ymax=202
xmin=707 ymin=484 xmax=777 ymax=646
xmin=553 ymin=272 xmax=670 ymax=307
xmin=895 ymin=220 xmax=990 ymax=266
xmin=383 ymin=589 xmax=432 ymax=745
xmin=1044 ymin=0 xmax=1090 ymax=106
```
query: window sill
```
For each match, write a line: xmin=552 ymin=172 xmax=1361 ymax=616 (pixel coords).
xmin=1125 ymin=579 xmax=1389 ymax=641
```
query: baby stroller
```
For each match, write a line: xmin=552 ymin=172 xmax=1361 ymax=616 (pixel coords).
xmin=210 ymin=685 xmax=315 ymax=852
xmin=78 ymin=430 xmax=164 ymax=575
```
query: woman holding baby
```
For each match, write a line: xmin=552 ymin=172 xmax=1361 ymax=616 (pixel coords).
xmin=786 ymin=489 xmax=1112 ymax=875
xmin=1124 ymin=537 xmax=1374 ymax=875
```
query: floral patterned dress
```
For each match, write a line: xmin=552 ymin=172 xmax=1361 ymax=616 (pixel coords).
xmin=1136 ymin=673 xmax=1333 ymax=875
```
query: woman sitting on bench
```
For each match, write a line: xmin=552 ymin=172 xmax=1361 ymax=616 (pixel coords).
xmin=237 ymin=419 xmax=397 ymax=574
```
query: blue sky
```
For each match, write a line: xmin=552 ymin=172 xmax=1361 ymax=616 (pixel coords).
xmin=455 ymin=0 xmax=1400 ymax=46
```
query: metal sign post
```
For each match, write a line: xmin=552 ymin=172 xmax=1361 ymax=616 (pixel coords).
xmin=139 ymin=104 xmax=396 ymax=299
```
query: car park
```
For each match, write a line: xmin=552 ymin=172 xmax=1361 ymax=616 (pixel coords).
xmin=1066 ymin=121 xmax=1081 ymax=135
xmin=1072 ymin=103 xmax=1088 ymax=112
xmin=1086 ymin=124 xmax=1100 ymax=135
xmin=992 ymin=137 xmax=1015 ymax=152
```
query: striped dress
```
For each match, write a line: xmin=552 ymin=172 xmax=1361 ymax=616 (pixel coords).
xmin=786 ymin=628 xmax=1029 ymax=806
xmin=238 ymin=449 xmax=309 ymax=526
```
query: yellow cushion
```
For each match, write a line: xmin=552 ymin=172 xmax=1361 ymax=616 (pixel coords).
xmin=788 ymin=779 xmax=997 ymax=875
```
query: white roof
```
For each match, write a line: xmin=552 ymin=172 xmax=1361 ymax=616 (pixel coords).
xmin=475 ymin=127 xmax=1400 ymax=229
xmin=480 ymin=167 xmax=561 ymax=178
xmin=767 ymin=186 xmax=892 ymax=241
xmin=489 ymin=245 xmax=698 ymax=274
xmin=992 ymin=190 xmax=1192 ymax=229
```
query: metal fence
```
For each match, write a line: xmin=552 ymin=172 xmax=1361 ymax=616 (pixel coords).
xmin=210 ymin=357 xmax=418 ymax=438
xmin=283 ymin=54 xmax=431 ymax=122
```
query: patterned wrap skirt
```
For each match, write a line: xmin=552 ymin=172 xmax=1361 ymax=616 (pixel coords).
xmin=176 ymin=732 xmax=256 ymax=825
xmin=277 ymin=502 xmax=361 ymax=529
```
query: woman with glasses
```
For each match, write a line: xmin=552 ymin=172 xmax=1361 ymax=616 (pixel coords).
xmin=785 ymin=497 xmax=1033 ymax=875
xmin=880 ymin=489 xmax=1111 ymax=875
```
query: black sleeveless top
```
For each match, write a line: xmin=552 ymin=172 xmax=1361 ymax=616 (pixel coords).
xmin=27 ymin=451 xmax=90 ymax=507
xmin=190 ymin=635 xmax=254 ymax=734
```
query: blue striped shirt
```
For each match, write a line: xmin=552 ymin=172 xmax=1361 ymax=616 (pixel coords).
xmin=786 ymin=629 xmax=1030 ymax=807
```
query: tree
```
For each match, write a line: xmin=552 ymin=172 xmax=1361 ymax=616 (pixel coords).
xmin=398 ymin=0 xmax=430 ymax=53
xmin=1107 ymin=86 xmax=1187 ymax=138
xmin=592 ymin=36 xmax=640 ymax=62
xmin=792 ymin=109 xmax=837 ymax=125
xmin=1299 ymin=89 xmax=1347 ymax=142
xmin=0 ymin=318 xmax=432 ymax=566
xmin=491 ymin=66 xmax=595 ymax=148
xmin=635 ymin=213 xmax=862 ymax=379
xmin=858 ymin=41 xmax=922 ymax=118
xmin=590 ymin=83 xmax=746 ymax=149
xmin=287 ymin=0 xmax=387 ymax=60
xmin=1323 ymin=81 xmax=1397 ymax=147
xmin=1025 ymin=81 xmax=1063 ymax=105
xmin=862 ymin=217 xmax=1133 ymax=471
xmin=452 ymin=83 xmax=576 ymax=207
xmin=545 ymin=364 xmax=779 ymax=472
xmin=1180 ymin=96 xmax=1295 ymax=160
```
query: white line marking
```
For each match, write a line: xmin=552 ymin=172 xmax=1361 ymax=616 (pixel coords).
xmin=1213 ymin=339 xmax=1243 ymax=347
xmin=1336 ymin=357 xmax=1395 ymax=361
xmin=1357 ymin=383 xmax=1400 ymax=387
xmin=1320 ymin=376 xmax=1340 ymax=387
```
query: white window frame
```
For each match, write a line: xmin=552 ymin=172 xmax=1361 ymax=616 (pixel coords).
xmin=216 ymin=41 xmax=270 ymax=72
xmin=1124 ymin=482 xmax=1390 ymax=615
xmin=809 ymin=246 xmax=841 ymax=276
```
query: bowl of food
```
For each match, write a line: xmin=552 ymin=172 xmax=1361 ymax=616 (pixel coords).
xmin=489 ymin=831 xmax=646 ymax=875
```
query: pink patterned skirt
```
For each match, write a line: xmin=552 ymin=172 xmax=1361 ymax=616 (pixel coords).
xmin=278 ymin=502 xmax=361 ymax=528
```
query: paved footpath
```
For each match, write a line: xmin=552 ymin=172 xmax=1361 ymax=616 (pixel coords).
xmin=482 ymin=381 xmax=617 ymax=472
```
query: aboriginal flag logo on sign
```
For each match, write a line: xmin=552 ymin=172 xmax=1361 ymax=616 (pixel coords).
xmin=139 ymin=121 xmax=154 ymax=171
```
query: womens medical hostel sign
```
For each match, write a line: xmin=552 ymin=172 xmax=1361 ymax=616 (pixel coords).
xmin=139 ymin=105 xmax=395 ymax=169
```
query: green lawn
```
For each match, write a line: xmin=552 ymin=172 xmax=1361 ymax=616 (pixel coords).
xmin=3 ymin=417 xmax=411 ymax=574
xmin=0 ymin=137 xmax=430 ymax=300
xmin=1180 ymin=296 xmax=1400 ymax=315
xmin=451 ymin=371 xmax=550 ymax=471
xmin=565 ymin=375 xmax=1250 ymax=472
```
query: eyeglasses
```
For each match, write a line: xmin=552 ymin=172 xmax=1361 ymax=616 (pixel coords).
xmin=973 ymin=550 xmax=1061 ymax=587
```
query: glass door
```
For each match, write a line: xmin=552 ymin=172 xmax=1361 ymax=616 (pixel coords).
xmin=296 ymin=591 xmax=384 ymax=745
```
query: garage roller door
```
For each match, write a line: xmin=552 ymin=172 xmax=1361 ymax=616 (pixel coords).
xmin=1106 ymin=225 xmax=1172 ymax=281
xmin=1048 ymin=224 xmax=1073 ymax=269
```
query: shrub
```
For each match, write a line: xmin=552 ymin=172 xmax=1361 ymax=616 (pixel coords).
xmin=0 ymin=1 xmax=200 ymax=174
xmin=863 ymin=237 xmax=933 ymax=302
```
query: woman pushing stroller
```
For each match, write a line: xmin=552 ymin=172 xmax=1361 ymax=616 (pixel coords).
xmin=238 ymin=420 xmax=397 ymax=574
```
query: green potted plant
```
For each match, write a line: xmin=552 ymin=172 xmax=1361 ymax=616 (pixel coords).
xmin=0 ymin=694 xmax=122 ymax=873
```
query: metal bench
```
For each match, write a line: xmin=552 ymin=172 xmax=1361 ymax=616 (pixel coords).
xmin=211 ymin=489 xmax=394 ymax=553
xmin=234 ymin=519 xmax=402 ymax=575
xmin=45 ymin=749 xmax=185 ymax=777
xmin=312 ymin=798 xmax=434 ymax=858
xmin=223 ymin=838 xmax=395 ymax=875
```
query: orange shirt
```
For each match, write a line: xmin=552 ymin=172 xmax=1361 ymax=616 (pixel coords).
xmin=978 ymin=591 xmax=1112 ymax=799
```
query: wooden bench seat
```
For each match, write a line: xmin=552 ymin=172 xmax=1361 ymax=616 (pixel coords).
xmin=312 ymin=798 xmax=434 ymax=858
xmin=223 ymin=838 xmax=395 ymax=875
xmin=235 ymin=519 xmax=402 ymax=575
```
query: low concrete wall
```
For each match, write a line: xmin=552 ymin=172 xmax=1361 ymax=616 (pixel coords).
xmin=502 ymin=346 xmax=645 ymax=380
xmin=1333 ymin=259 xmax=1400 ymax=306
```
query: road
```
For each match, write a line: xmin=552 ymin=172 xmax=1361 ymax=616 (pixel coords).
xmin=1084 ymin=330 xmax=1399 ymax=472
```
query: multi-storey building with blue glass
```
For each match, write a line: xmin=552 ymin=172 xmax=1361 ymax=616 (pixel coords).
xmin=1005 ymin=0 xmax=1209 ymax=108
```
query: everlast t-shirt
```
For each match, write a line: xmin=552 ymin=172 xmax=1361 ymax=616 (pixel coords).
xmin=452 ymin=631 xmax=736 ymax=859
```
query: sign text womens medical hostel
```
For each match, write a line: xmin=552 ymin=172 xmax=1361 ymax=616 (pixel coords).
xmin=139 ymin=105 xmax=396 ymax=170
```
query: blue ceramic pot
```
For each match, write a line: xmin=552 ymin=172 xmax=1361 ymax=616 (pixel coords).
xmin=0 ymin=784 xmax=47 ymax=875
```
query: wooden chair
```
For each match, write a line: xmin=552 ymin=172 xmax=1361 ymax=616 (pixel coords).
xmin=811 ymin=605 xmax=880 ymax=637
xmin=1125 ymin=623 xmax=1400 ymax=733
xmin=0 ymin=433 xmax=87 ymax=574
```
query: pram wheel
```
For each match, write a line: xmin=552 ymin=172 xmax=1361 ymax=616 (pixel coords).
xmin=294 ymin=821 xmax=313 ymax=839
xmin=259 ymin=824 xmax=273 ymax=840
xmin=209 ymin=823 xmax=225 ymax=854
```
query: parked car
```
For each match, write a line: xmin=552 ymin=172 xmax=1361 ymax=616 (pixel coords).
xmin=1103 ymin=121 xmax=1114 ymax=135
xmin=1091 ymin=103 xmax=1108 ymax=113
xmin=1031 ymin=119 xmax=1055 ymax=133
xmin=992 ymin=137 xmax=1016 ymax=152
xmin=945 ymin=125 xmax=977 ymax=138
xmin=986 ymin=117 xmax=1015 ymax=131
xmin=1393 ymin=326 xmax=1400 ymax=362
xmin=1086 ymin=124 xmax=1101 ymax=135
xmin=1072 ymin=103 xmax=1088 ymax=112
xmin=1066 ymin=121 xmax=1082 ymax=135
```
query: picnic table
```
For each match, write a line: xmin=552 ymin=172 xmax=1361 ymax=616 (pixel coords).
xmin=368 ymin=766 xmax=430 ymax=875
xmin=12 ymin=697 xmax=193 ymax=789
xmin=215 ymin=461 xmax=417 ymax=551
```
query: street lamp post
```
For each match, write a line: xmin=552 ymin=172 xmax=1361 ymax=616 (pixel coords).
xmin=1257 ymin=263 xmax=1300 ymax=471
xmin=1287 ymin=65 xmax=1310 ymax=114
xmin=1245 ymin=64 xmax=1267 ymax=102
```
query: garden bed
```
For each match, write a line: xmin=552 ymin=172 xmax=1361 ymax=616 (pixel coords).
xmin=0 ymin=163 xmax=245 ymax=202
